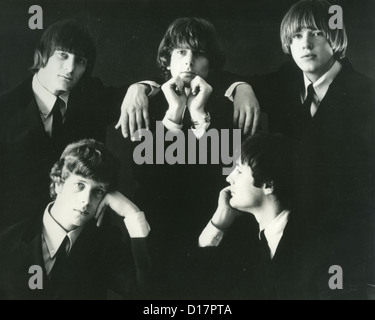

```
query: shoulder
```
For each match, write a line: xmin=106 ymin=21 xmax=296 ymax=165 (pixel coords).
xmin=0 ymin=219 xmax=33 ymax=253
xmin=0 ymin=77 xmax=34 ymax=111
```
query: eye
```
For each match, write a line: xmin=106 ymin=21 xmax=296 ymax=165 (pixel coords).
xmin=73 ymin=182 xmax=85 ymax=192
xmin=292 ymin=33 xmax=302 ymax=39
xmin=176 ymin=49 xmax=187 ymax=56
xmin=313 ymin=30 xmax=324 ymax=37
xmin=76 ymin=57 xmax=88 ymax=65
xmin=56 ymin=51 xmax=69 ymax=59
xmin=194 ymin=50 xmax=206 ymax=57
xmin=94 ymin=189 xmax=106 ymax=197
xmin=235 ymin=166 xmax=242 ymax=174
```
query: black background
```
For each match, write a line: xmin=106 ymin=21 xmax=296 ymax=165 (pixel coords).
xmin=0 ymin=0 xmax=374 ymax=196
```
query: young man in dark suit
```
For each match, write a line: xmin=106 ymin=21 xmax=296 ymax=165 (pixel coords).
xmin=0 ymin=139 xmax=151 ymax=300
xmin=198 ymin=133 xmax=318 ymax=299
xmin=131 ymin=17 xmax=244 ymax=299
xmin=234 ymin=0 xmax=374 ymax=299
xmin=0 ymin=19 xmax=149 ymax=228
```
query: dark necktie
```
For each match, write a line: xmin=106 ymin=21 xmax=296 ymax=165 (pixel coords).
xmin=49 ymin=236 xmax=69 ymax=287
xmin=52 ymin=97 xmax=64 ymax=139
xmin=302 ymin=83 xmax=315 ymax=119
xmin=259 ymin=230 xmax=271 ymax=262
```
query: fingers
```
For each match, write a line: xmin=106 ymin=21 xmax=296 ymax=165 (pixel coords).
xmin=143 ymin=109 xmax=150 ymax=130
xmin=129 ymin=112 xmax=136 ymax=141
xmin=95 ymin=198 xmax=108 ymax=227
xmin=238 ymin=112 xmax=246 ymax=132
xmin=233 ymin=108 xmax=239 ymax=127
xmin=251 ymin=107 xmax=261 ymax=136
xmin=243 ymin=112 xmax=252 ymax=136
xmin=115 ymin=113 xmax=130 ymax=139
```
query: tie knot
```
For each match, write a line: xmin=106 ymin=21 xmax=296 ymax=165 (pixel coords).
xmin=57 ymin=236 xmax=70 ymax=256
xmin=306 ymin=83 xmax=315 ymax=98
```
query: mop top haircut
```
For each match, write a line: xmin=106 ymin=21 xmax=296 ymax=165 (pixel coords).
xmin=31 ymin=19 xmax=97 ymax=79
xmin=157 ymin=17 xmax=226 ymax=80
xmin=280 ymin=0 xmax=348 ymax=59
xmin=240 ymin=133 xmax=294 ymax=207
xmin=49 ymin=139 xmax=120 ymax=200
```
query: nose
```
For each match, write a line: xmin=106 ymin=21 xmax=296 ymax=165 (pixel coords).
xmin=302 ymin=33 xmax=313 ymax=50
xmin=184 ymin=51 xmax=194 ymax=67
xmin=80 ymin=189 xmax=92 ymax=207
xmin=226 ymin=170 xmax=236 ymax=184
xmin=64 ymin=56 xmax=76 ymax=73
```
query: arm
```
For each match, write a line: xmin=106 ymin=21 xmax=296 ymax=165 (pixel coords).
xmin=199 ymin=186 xmax=240 ymax=247
xmin=95 ymin=191 xmax=152 ymax=298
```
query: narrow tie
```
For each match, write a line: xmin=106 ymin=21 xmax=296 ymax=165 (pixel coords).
xmin=52 ymin=96 xmax=64 ymax=139
xmin=49 ymin=236 xmax=70 ymax=287
xmin=302 ymin=83 xmax=316 ymax=119
xmin=259 ymin=230 xmax=271 ymax=262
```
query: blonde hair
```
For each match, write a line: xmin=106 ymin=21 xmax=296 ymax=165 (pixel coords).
xmin=280 ymin=0 xmax=347 ymax=59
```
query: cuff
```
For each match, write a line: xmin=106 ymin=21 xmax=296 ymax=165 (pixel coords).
xmin=224 ymin=82 xmax=247 ymax=102
xmin=137 ymin=80 xmax=161 ymax=97
xmin=198 ymin=220 xmax=224 ymax=247
xmin=123 ymin=211 xmax=151 ymax=238
xmin=191 ymin=123 xmax=210 ymax=139
xmin=162 ymin=114 xmax=184 ymax=132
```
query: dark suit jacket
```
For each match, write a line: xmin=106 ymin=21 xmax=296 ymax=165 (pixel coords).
xmin=189 ymin=213 xmax=319 ymax=300
xmin=0 ymin=215 xmax=151 ymax=300
xmin=247 ymin=60 xmax=375 ymax=298
xmin=131 ymin=72 xmax=240 ymax=299
xmin=0 ymin=77 xmax=126 ymax=227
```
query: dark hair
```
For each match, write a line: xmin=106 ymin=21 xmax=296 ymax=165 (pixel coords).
xmin=49 ymin=139 xmax=120 ymax=199
xmin=30 ymin=19 xmax=96 ymax=79
xmin=280 ymin=0 xmax=347 ymax=59
xmin=157 ymin=17 xmax=226 ymax=80
xmin=241 ymin=133 xmax=294 ymax=206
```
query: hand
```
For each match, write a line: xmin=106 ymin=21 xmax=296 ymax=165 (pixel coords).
xmin=115 ymin=84 xmax=151 ymax=141
xmin=211 ymin=186 xmax=240 ymax=230
xmin=95 ymin=191 xmax=141 ymax=227
xmin=233 ymin=84 xmax=260 ymax=136
xmin=187 ymin=75 xmax=212 ymax=120
xmin=161 ymin=75 xmax=187 ymax=124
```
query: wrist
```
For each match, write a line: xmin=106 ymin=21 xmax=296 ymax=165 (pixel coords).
xmin=166 ymin=105 xmax=185 ymax=124
xmin=191 ymin=112 xmax=210 ymax=128
xmin=132 ymin=83 xmax=151 ymax=96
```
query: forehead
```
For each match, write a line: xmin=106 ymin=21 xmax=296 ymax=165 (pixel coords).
xmin=65 ymin=173 xmax=109 ymax=189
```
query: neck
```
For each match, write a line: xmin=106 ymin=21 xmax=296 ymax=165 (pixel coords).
xmin=305 ymin=58 xmax=335 ymax=83
xmin=250 ymin=198 xmax=286 ymax=230
xmin=50 ymin=203 xmax=74 ymax=232
xmin=36 ymin=72 xmax=66 ymax=96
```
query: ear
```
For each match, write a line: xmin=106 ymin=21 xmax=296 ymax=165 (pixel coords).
xmin=166 ymin=66 xmax=171 ymax=70
xmin=54 ymin=181 xmax=63 ymax=195
xmin=263 ymin=181 xmax=274 ymax=195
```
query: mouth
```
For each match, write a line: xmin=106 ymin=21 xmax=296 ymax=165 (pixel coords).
xmin=74 ymin=209 xmax=89 ymax=216
xmin=301 ymin=54 xmax=316 ymax=60
xmin=59 ymin=75 xmax=74 ymax=82
xmin=180 ymin=71 xmax=197 ymax=77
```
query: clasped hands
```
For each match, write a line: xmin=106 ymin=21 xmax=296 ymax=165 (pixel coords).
xmin=161 ymin=75 xmax=212 ymax=124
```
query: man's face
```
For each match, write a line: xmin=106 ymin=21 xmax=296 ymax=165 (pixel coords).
xmin=290 ymin=28 xmax=335 ymax=82
xmin=52 ymin=173 xmax=108 ymax=231
xmin=169 ymin=48 xmax=210 ymax=86
xmin=226 ymin=161 xmax=264 ymax=212
xmin=37 ymin=50 xmax=87 ymax=95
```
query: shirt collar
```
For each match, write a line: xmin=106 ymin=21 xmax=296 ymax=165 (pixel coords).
xmin=32 ymin=74 xmax=69 ymax=119
xmin=259 ymin=210 xmax=290 ymax=259
xmin=42 ymin=202 xmax=84 ymax=259
xmin=303 ymin=60 xmax=342 ymax=102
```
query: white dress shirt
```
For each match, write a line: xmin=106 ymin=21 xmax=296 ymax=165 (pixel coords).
xmin=302 ymin=60 xmax=342 ymax=116
xmin=32 ymin=74 xmax=69 ymax=137
xmin=199 ymin=210 xmax=290 ymax=260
